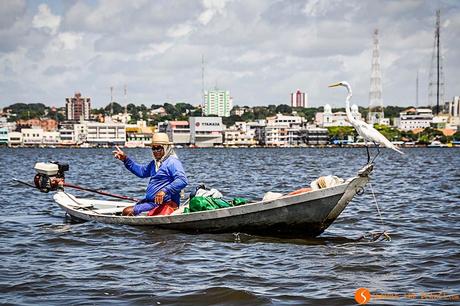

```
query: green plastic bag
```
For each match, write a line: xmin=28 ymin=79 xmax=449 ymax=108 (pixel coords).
xmin=231 ymin=197 xmax=248 ymax=206
xmin=189 ymin=196 xmax=232 ymax=212
xmin=187 ymin=196 xmax=249 ymax=213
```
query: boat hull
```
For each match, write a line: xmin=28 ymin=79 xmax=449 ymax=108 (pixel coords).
xmin=159 ymin=193 xmax=344 ymax=237
xmin=53 ymin=167 xmax=371 ymax=237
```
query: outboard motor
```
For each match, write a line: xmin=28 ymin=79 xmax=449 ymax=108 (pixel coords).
xmin=33 ymin=161 xmax=69 ymax=192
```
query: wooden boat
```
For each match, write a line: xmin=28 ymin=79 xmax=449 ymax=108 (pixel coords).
xmin=53 ymin=164 xmax=373 ymax=237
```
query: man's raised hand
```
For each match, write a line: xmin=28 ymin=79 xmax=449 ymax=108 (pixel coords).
xmin=113 ymin=145 xmax=127 ymax=161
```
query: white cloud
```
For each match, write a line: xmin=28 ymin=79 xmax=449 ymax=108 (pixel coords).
xmin=1 ymin=0 xmax=459 ymax=108
xmin=198 ymin=0 xmax=230 ymax=25
xmin=48 ymin=32 xmax=83 ymax=52
xmin=198 ymin=10 xmax=214 ymax=25
xmin=236 ymin=50 xmax=277 ymax=64
xmin=303 ymin=0 xmax=335 ymax=17
xmin=136 ymin=42 xmax=173 ymax=61
xmin=167 ymin=23 xmax=193 ymax=38
xmin=32 ymin=4 xmax=61 ymax=35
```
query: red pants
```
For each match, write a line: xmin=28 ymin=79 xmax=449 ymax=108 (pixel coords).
xmin=147 ymin=201 xmax=178 ymax=216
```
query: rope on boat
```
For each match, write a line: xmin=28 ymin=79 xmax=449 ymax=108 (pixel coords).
xmin=368 ymin=183 xmax=391 ymax=241
xmin=369 ymin=183 xmax=385 ymax=228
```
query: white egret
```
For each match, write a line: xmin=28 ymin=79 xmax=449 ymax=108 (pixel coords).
xmin=328 ymin=81 xmax=404 ymax=163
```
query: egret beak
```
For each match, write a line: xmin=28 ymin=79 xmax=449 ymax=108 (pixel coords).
xmin=328 ymin=82 xmax=341 ymax=88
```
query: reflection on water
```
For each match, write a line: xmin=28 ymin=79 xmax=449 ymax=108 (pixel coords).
xmin=0 ymin=147 xmax=459 ymax=305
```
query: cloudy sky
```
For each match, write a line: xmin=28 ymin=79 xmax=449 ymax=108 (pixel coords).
xmin=0 ymin=0 xmax=459 ymax=109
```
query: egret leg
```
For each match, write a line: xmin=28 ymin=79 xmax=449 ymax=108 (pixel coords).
xmin=365 ymin=141 xmax=370 ymax=164
xmin=371 ymin=142 xmax=381 ymax=163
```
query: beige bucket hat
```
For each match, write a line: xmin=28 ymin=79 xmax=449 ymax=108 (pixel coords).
xmin=151 ymin=133 xmax=172 ymax=146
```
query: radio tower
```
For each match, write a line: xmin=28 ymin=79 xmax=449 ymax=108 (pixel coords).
xmin=110 ymin=86 xmax=114 ymax=115
xmin=201 ymin=54 xmax=205 ymax=116
xmin=416 ymin=70 xmax=419 ymax=108
xmin=428 ymin=10 xmax=444 ymax=114
xmin=368 ymin=29 xmax=384 ymax=124
xmin=124 ymin=84 xmax=128 ymax=115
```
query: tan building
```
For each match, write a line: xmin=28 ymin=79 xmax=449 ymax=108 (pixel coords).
xmin=125 ymin=125 xmax=154 ymax=148
xmin=16 ymin=119 xmax=57 ymax=131
xmin=224 ymin=122 xmax=258 ymax=147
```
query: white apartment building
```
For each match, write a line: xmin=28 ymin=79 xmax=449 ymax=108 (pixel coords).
xmin=0 ymin=127 xmax=8 ymax=145
xmin=42 ymin=131 xmax=60 ymax=145
xmin=189 ymin=117 xmax=223 ymax=147
xmin=265 ymin=114 xmax=303 ymax=147
xmin=265 ymin=124 xmax=289 ymax=147
xmin=20 ymin=128 xmax=61 ymax=146
xmin=59 ymin=123 xmax=76 ymax=145
xmin=85 ymin=121 xmax=126 ymax=146
xmin=58 ymin=122 xmax=87 ymax=145
xmin=22 ymin=128 xmax=44 ymax=146
xmin=395 ymin=108 xmax=433 ymax=131
xmin=204 ymin=90 xmax=233 ymax=117
xmin=8 ymin=132 xmax=22 ymax=146
xmin=266 ymin=114 xmax=302 ymax=126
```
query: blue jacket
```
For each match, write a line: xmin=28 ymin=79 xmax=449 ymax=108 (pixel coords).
xmin=123 ymin=156 xmax=188 ymax=205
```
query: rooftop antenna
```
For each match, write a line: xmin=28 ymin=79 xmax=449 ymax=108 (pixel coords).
xmin=124 ymin=84 xmax=127 ymax=115
xmin=368 ymin=29 xmax=384 ymax=124
xmin=201 ymin=54 xmax=205 ymax=117
xmin=110 ymin=86 xmax=114 ymax=115
xmin=201 ymin=55 xmax=205 ymax=105
xmin=428 ymin=9 xmax=444 ymax=114
xmin=416 ymin=70 xmax=419 ymax=108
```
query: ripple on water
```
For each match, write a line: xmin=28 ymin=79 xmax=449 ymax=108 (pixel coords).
xmin=1 ymin=147 xmax=459 ymax=304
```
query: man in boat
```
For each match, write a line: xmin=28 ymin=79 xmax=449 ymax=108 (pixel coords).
xmin=113 ymin=133 xmax=188 ymax=216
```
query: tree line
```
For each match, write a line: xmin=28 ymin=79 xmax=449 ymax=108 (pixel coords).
xmin=4 ymin=102 xmax=456 ymax=143
xmin=2 ymin=102 xmax=421 ymax=122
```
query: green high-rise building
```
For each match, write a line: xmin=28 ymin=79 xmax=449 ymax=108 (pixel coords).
xmin=204 ymin=89 xmax=232 ymax=117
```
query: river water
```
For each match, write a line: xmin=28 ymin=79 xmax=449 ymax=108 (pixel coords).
xmin=0 ymin=147 xmax=459 ymax=305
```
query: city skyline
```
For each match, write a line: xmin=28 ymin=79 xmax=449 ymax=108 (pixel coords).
xmin=1 ymin=0 xmax=459 ymax=109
